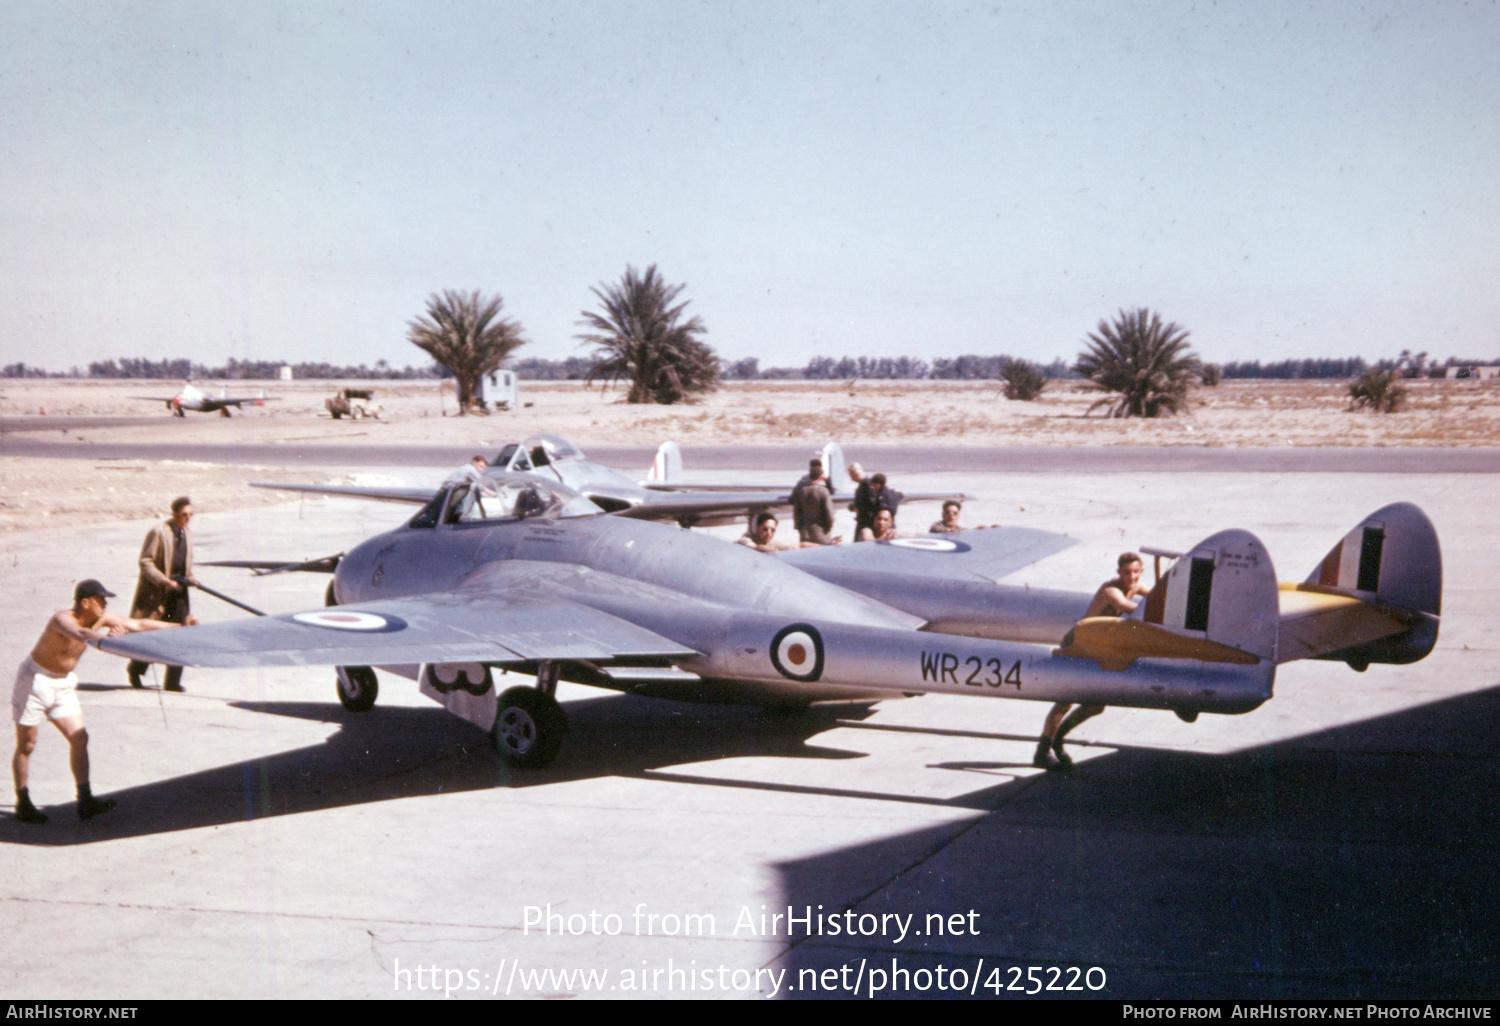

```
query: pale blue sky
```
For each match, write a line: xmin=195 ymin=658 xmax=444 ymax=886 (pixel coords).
xmin=3 ymin=0 xmax=1497 ymax=372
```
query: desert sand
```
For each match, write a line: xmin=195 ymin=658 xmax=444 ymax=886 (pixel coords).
xmin=1 ymin=375 xmax=1497 ymax=532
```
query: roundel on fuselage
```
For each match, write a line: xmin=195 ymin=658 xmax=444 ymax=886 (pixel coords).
xmin=770 ymin=623 xmax=824 ymax=682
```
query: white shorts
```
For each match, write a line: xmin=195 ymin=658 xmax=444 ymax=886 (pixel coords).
xmin=12 ymin=656 xmax=82 ymax=728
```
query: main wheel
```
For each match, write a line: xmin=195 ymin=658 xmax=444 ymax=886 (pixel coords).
xmin=491 ymin=686 xmax=567 ymax=768
xmin=336 ymin=666 xmax=379 ymax=712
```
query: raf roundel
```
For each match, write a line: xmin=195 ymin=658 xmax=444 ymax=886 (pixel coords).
xmin=886 ymin=537 xmax=970 ymax=553
xmin=291 ymin=610 xmax=406 ymax=632
xmin=770 ymin=623 xmax=825 ymax=682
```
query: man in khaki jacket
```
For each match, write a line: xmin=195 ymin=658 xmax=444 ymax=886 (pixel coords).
xmin=128 ymin=496 xmax=197 ymax=692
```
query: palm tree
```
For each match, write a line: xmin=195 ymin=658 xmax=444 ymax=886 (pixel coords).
xmin=1000 ymin=357 xmax=1047 ymax=401
xmin=1349 ymin=354 xmax=1414 ymax=414
xmin=1075 ymin=308 xmax=1201 ymax=418
xmin=1348 ymin=366 xmax=1407 ymax=413
xmin=407 ymin=290 xmax=527 ymax=415
xmin=577 ymin=265 xmax=719 ymax=404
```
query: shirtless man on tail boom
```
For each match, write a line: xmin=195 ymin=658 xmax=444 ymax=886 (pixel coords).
xmin=1033 ymin=553 xmax=1148 ymax=772
xmin=12 ymin=579 xmax=191 ymax=824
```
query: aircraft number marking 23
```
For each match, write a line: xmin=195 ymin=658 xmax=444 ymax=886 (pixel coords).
xmin=919 ymin=651 xmax=1023 ymax=690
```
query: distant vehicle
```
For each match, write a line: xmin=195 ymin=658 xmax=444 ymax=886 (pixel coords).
xmin=132 ymin=381 xmax=279 ymax=417
xmin=326 ymin=388 xmax=382 ymax=420
xmin=98 ymin=477 xmax=1442 ymax=770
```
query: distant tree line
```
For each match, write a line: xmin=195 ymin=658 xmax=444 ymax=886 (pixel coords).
xmin=7 ymin=351 xmax=1495 ymax=384
xmin=24 ymin=357 xmax=447 ymax=380
xmin=512 ymin=356 xmax=595 ymax=380
xmin=2 ymin=363 xmax=53 ymax=378
xmin=1221 ymin=358 xmax=1369 ymax=379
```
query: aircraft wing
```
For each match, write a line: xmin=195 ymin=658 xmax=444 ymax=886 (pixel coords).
xmin=253 ymin=482 xmax=440 ymax=504
xmin=214 ymin=396 xmax=279 ymax=406
xmin=639 ymin=482 xmax=969 ymax=504
xmin=639 ymin=482 xmax=793 ymax=493
xmin=95 ymin=590 xmax=700 ymax=669
xmin=254 ymin=481 xmax=797 ymax=522
xmin=612 ymin=489 xmax=796 ymax=521
xmin=779 ymin=526 xmax=1077 ymax=583
xmin=605 ymin=485 xmax=967 ymax=523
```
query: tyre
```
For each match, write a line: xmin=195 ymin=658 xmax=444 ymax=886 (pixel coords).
xmin=336 ymin=666 xmax=379 ymax=712
xmin=491 ymin=686 xmax=567 ymax=768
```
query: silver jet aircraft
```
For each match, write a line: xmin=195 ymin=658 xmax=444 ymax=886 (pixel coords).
xmin=98 ymin=474 xmax=1441 ymax=769
xmin=132 ymin=381 xmax=280 ymax=417
xmin=259 ymin=433 xmax=964 ymax=527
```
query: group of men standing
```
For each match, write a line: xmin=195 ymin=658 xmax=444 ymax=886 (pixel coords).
xmin=11 ymin=498 xmax=199 ymax=824
xmin=788 ymin=456 xmax=906 ymax=546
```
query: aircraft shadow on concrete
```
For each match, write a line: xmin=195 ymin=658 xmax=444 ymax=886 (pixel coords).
xmin=771 ymin=683 xmax=1500 ymax=1001
xmin=0 ymin=693 xmax=875 ymax=847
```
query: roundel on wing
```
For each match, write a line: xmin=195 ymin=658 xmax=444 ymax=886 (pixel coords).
xmin=770 ymin=623 xmax=824 ymax=682
xmin=291 ymin=610 xmax=408 ymax=632
xmin=885 ymin=537 xmax=971 ymax=553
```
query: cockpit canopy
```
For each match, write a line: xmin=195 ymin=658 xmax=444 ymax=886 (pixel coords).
xmin=492 ymin=434 xmax=586 ymax=472
xmin=407 ymin=473 xmax=599 ymax=529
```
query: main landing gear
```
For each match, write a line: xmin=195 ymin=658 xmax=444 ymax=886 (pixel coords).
xmin=327 ymin=581 xmax=379 ymax=713
xmin=335 ymin=666 xmax=380 ymax=712
xmin=329 ymin=650 xmax=567 ymax=768
xmin=492 ymin=660 xmax=568 ymax=769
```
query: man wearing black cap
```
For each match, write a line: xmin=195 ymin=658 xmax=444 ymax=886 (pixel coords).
xmin=11 ymin=580 xmax=190 ymax=824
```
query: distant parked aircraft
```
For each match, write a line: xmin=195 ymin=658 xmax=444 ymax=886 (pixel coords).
xmin=132 ymin=381 xmax=279 ymax=417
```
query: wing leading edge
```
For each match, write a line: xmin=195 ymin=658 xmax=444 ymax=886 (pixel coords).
xmin=96 ymin=591 xmax=699 ymax=669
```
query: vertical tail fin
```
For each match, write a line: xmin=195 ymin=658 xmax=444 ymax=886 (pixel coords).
xmin=1137 ymin=528 xmax=1280 ymax=667
xmin=649 ymin=441 xmax=682 ymax=483
xmin=1291 ymin=502 xmax=1441 ymax=668
xmin=1059 ymin=529 xmax=1278 ymax=715
xmin=822 ymin=441 xmax=846 ymax=495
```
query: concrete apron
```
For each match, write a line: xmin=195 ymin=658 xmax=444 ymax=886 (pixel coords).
xmin=1 ymin=466 xmax=1494 ymax=999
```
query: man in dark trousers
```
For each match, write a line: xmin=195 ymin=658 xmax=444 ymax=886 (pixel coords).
xmin=128 ymin=496 xmax=197 ymax=692
xmin=851 ymin=469 xmax=901 ymax=538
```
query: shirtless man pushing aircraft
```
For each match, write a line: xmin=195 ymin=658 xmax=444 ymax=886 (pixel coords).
xmin=1033 ymin=553 xmax=1148 ymax=771
xmin=12 ymin=579 xmax=191 ymax=824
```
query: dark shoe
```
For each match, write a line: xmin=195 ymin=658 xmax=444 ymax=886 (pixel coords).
xmin=77 ymin=795 xmax=117 ymax=821
xmin=1051 ymin=739 xmax=1073 ymax=770
xmin=163 ymin=667 xmax=184 ymax=693
xmin=16 ymin=799 xmax=48 ymax=825
xmin=164 ymin=681 xmax=185 ymax=693
xmin=1033 ymin=740 xmax=1060 ymax=770
xmin=128 ymin=668 xmax=144 ymax=689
